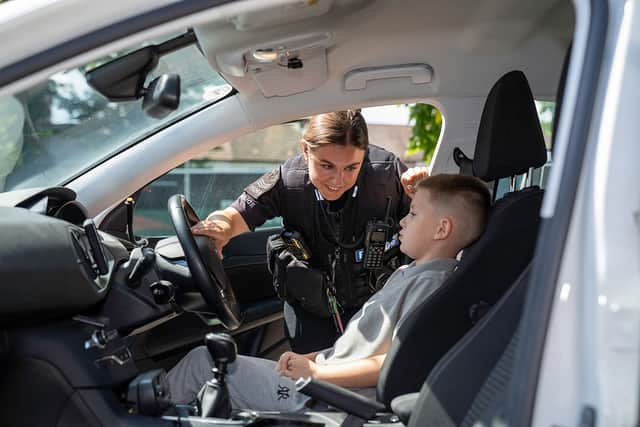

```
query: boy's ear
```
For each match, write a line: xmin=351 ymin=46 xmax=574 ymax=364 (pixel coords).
xmin=435 ymin=217 xmax=453 ymax=240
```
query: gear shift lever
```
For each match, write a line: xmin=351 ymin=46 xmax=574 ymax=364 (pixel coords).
xmin=198 ymin=333 xmax=237 ymax=418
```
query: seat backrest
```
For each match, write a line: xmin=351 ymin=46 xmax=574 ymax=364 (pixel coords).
xmin=406 ymin=50 xmax=575 ymax=426
xmin=408 ymin=264 xmax=531 ymax=427
xmin=377 ymin=70 xmax=546 ymax=407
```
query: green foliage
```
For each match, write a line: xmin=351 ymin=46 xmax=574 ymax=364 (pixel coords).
xmin=536 ymin=101 xmax=555 ymax=148
xmin=406 ymin=103 xmax=442 ymax=163
xmin=405 ymin=101 xmax=554 ymax=162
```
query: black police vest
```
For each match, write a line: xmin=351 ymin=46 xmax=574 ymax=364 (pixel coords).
xmin=278 ymin=145 xmax=408 ymax=309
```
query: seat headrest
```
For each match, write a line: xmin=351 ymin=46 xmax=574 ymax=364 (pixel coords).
xmin=472 ymin=71 xmax=547 ymax=181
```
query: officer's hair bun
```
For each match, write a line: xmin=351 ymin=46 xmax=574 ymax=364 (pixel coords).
xmin=346 ymin=109 xmax=362 ymax=122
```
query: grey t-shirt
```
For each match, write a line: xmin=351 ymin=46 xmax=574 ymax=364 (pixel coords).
xmin=315 ymin=258 xmax=458 ymax=365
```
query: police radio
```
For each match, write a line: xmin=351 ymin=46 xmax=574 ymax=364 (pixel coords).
xmin=279 ymin=230 xmax=311 ymax=261
xmin=363 ymin=197 xmax=393 ymax=270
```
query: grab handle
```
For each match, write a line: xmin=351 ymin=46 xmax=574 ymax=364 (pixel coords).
xmin=344 ymin=64 xmax=433 ymax=90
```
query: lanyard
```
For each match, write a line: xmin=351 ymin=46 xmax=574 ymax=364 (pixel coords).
xmin=326 ymin=250 xmax=344 ymax=334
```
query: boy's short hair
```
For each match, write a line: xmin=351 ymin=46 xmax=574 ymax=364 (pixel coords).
xmin=416 ymin=174 xmax=491 ymax=248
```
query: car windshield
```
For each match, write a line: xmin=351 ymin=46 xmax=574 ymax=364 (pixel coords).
xmin=0 ymin=39 xmax=232 ymax=193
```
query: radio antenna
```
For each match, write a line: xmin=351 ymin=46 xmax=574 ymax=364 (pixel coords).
xmin=383 ymin=196 xmax=392 ymax=223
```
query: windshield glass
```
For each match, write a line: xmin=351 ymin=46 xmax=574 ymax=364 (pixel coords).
xmin=0 ymin=39 xmax=232 ymax=193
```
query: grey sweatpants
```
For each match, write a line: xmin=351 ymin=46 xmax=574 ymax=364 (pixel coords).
xmin=164 ymin=346 xmax=311 ymax=412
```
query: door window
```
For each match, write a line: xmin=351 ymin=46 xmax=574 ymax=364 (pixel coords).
xmin=494 ymin=101 xmax=554 ymax=199
xmin=133 ymin=122 xmax=305 ymax=236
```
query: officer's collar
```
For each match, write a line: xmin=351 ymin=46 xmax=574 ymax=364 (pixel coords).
xmin=314 ymin=186 xmax=359 ymax=202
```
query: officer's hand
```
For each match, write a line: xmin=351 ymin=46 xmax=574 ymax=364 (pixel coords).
xmin=401 ymin=166 xmax=430 ymax=199
xmin=191 ymin=216 xmax=232 ymax=259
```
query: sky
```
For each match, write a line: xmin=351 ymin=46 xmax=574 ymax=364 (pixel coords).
xmin=361 ymin=104 xmax=412 ymax=126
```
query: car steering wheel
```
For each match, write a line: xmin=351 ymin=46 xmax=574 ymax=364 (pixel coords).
xmin=168 ymin=194 xmax=242 ymax=330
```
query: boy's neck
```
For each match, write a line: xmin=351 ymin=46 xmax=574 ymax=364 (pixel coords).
xmin=414 ymin=246 xmax=459 ymax=265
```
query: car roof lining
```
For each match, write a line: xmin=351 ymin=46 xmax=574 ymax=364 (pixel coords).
xmin=195 ymin=0 xmax=574 ymax=101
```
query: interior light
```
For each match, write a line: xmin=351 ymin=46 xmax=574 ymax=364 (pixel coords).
xmin=252 ymin=49 xmax=279 ymax=62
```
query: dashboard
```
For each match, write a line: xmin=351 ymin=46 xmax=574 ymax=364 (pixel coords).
xmin=16 ymin=186 xmax=90 ymax=226
xmin=0 ymin=187 xmax=175 ymax=330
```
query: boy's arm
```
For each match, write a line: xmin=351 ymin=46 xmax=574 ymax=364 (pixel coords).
xmin=314 ymin=354 xmax=387 ymax=388
xmin=278 ymin=352 xmax=387 ymax=389
xmin=303 ymin=351 xmax=321 ymax=361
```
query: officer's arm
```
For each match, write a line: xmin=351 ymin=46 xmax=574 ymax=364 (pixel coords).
xmin=314 ymin=354 xmax=387 ymax=389
xmin=205 ymin=207 xmax=250 ymax=237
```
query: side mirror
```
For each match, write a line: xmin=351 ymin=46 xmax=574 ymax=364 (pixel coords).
xmin=142 ymin=74 xmax=181 ymax=119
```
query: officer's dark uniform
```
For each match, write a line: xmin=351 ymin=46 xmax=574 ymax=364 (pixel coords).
xmin=231 ymin=145 xmax=410 ymax=352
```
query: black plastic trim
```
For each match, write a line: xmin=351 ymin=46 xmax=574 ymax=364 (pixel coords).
xmin=0 ymin=0 xmax=236 ymax=89
xmin=507 ymin=0 xmax=608 ymax=425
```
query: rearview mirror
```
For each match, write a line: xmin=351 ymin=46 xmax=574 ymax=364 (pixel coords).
xmin=86 ymin=47 xmax=158 ymax=101
xmin=142 ymin=74 xmax=181 ymax=119
xmin=84 ymin=31 xmax=196 ymax=118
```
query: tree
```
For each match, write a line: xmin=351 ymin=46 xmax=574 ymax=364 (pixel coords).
xmin=406 ymin=101 xmax=553 ymax=162
xmin=536 ymin=101 xmax=555 ymax=148
xmin=406 ymin=103 xmax=442 ymax=163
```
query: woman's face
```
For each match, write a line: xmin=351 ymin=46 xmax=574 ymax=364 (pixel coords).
xmin=303 ymin=143 xmax=366 ymax=201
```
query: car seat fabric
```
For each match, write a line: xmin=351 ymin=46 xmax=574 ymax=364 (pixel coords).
xmin=376 ymin=70 xmax=546 ymax=408
xmin=377 ymin=187 xmax=542 ymax=407
xmin=473 ymin=70 xmax=547 ymax=182
xmin=407 ymin=265 xmax=530 ymax=427
xmin=461 ymin=329 xmax=519 ymax=427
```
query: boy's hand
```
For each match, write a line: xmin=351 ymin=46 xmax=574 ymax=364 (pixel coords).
xmin=401 ymin=167 xmax=429 ymax=199
xmin=276 ymin=351 xmax=317 ymax=379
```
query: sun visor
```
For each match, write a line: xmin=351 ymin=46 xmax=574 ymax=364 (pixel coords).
xmin=216 ymin=32 xmax=332 ymax=97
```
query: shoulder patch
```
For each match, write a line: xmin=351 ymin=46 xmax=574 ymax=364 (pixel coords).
xmin=245 ymin=168 xmax=281 ymax=200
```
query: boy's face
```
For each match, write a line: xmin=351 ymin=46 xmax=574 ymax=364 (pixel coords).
xmin=398 ymin=189 xmax=442 ymax=261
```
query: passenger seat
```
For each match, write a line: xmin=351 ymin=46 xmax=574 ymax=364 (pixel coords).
xmin=376 ymin=70 xmax=547 ymax=407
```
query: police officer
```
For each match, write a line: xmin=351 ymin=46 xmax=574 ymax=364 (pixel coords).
xmin=192 ymin=110 xmax=428 ymax=353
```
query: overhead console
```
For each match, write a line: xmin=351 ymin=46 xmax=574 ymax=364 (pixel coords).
xmin=216 ymin=32 xmax=333 ymax=97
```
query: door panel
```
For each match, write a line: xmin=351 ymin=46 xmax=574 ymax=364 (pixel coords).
xmin=135 ymin=227 xmax=286 ymax=369
xmin=223 ymin=228 xmax=280 ymax=304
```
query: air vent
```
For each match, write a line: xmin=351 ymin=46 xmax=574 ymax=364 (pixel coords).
xmin=70 ymin=230 xmax=97 ymax=280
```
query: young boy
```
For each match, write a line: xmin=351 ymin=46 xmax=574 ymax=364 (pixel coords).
xmin=165 ymin=174 xmax=491 ymax=412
